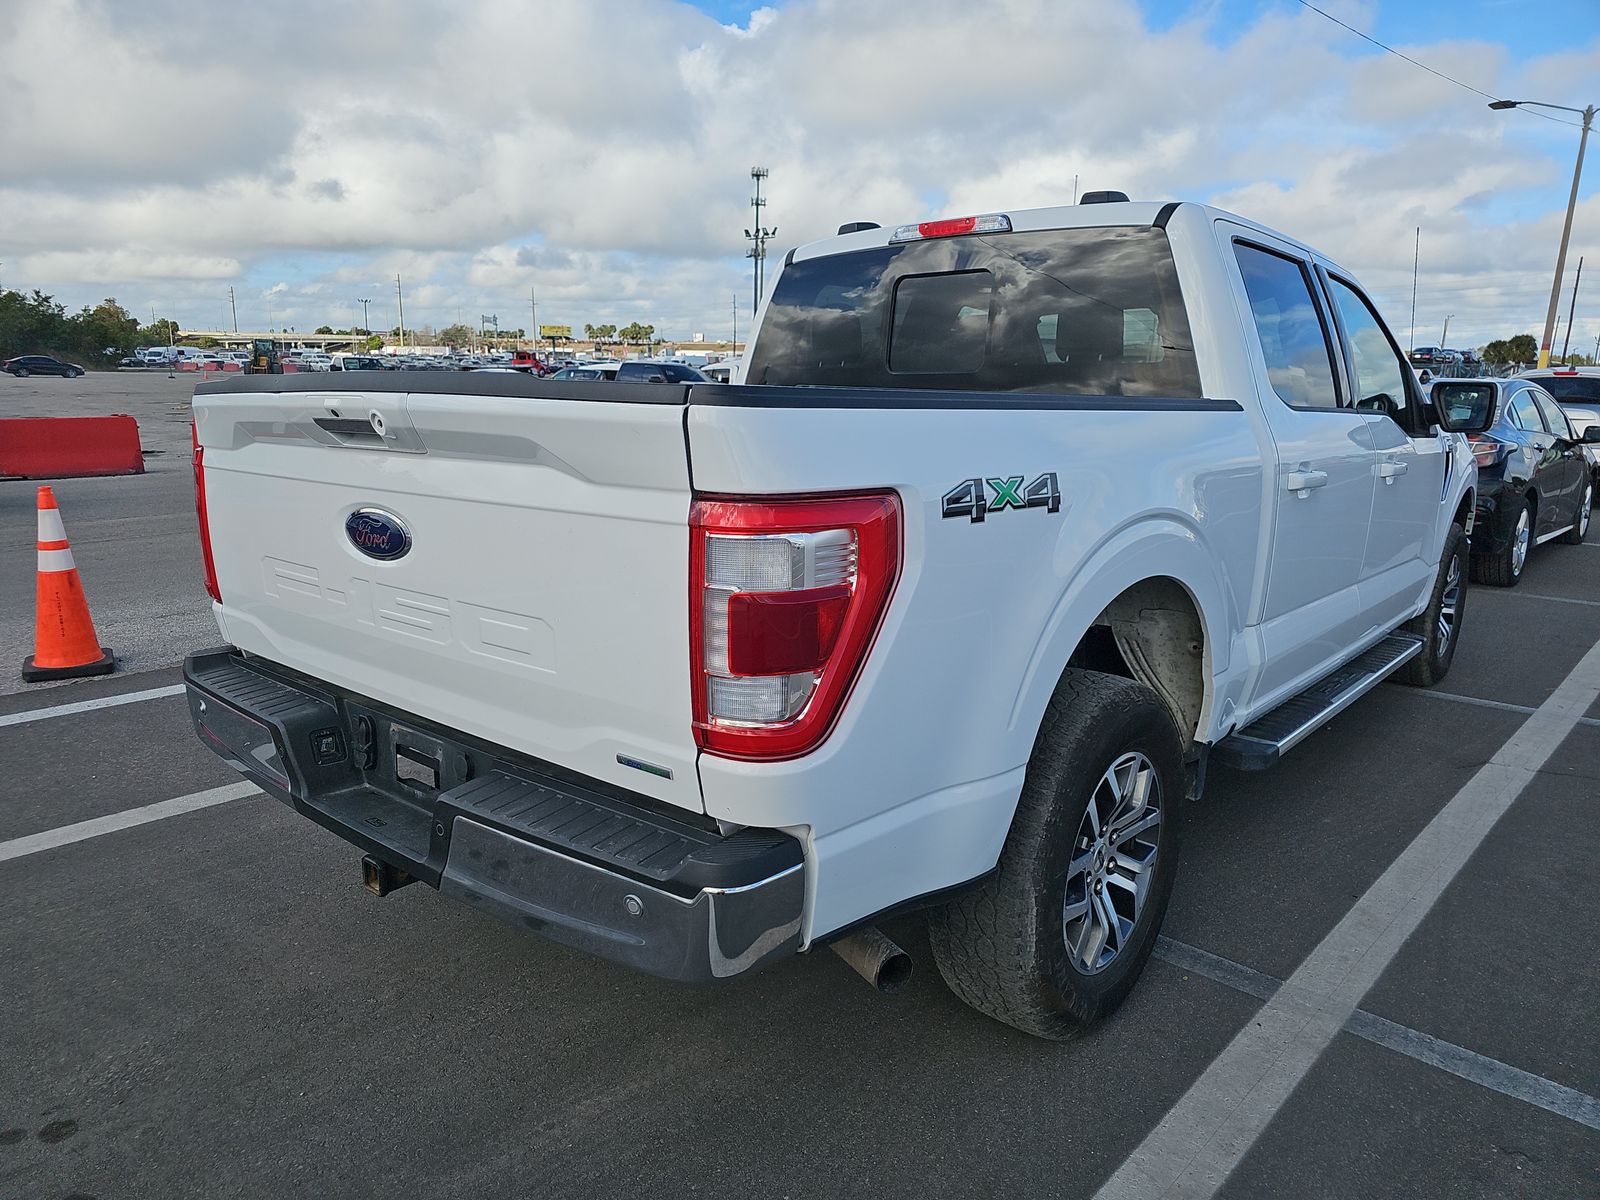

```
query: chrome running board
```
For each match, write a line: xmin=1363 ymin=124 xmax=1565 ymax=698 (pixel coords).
xmin=1213 ymin=633 xmax=1424 ymax=771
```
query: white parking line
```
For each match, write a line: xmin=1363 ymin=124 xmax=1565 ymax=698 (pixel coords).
xmin=1475 ymin=590 xmax=1600 ymax=609
xmin=0 ymin=683 xmax=187 ymax=728
xmin=1097 ymin=635 xmax=1600 ymax=1200
xmin=0 ymin=781 xmax=261 ymax=864
xmin=1411 ymin=689 xmax=1600 ymax=729
xmin=1155 ymin=939 xmax=1600 ymax=1133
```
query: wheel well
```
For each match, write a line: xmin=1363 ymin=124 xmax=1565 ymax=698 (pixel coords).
xmin=1064 ymin=577 xmax=1206 ymax=750
xmin=1453 ymin=489 xmax=1473 ymax=533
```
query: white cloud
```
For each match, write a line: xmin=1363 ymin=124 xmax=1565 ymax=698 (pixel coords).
xmin=0 ymin=0 xmax=1594 ymax=350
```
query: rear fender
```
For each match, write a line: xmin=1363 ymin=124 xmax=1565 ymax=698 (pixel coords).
xmin=1010 ymin=517 xmax=1238 ymax=751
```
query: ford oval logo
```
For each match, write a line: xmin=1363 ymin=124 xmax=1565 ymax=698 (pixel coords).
xmin=345 ymin=508 xmax=412 ymax=561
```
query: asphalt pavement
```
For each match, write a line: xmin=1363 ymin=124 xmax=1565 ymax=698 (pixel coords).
xmin=2 ymin=375 xmax=1598 ymax=1198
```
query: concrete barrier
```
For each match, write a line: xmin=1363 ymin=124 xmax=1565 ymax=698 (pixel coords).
xmin=0 ymin=416 xmax=145 ymax=480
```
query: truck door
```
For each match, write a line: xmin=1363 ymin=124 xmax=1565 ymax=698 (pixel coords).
xmin=1321 ymin=270 xmax=1447 ymax=635
xmin=1223 ymin=228 xmax=1376 ymax=707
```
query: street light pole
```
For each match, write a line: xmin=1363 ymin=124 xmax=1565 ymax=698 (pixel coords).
xmin=358 ymin=298 xmax=371 ymax=339
xmin=1560 ymin=256 xmax=1583 ymax=363
xmin=1489 ymin=98 xmax=1595 ymax=369
xmin=395 ymin=274 xmax=406 ymax=349
xmin=745 ymin=167 xmax=776 ymax=316
xmin=1440 ymin=314 xmax=1453 ymax=348
xmin=229 ymin=286 xmax=238 ymax=332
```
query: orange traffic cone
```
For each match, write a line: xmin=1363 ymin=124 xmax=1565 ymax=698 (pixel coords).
xmin=22 ymin=486 xmax=115 ymax=681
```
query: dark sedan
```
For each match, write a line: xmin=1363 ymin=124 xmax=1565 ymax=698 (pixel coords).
xmin=4 ymin=354 xmax=85 ymax=378
xmin=1435 ymin=379 xmax=1597 ymax=586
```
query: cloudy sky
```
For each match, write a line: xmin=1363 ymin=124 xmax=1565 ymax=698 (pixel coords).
xmin=2 ymin=0 xmax=1596 ymax=352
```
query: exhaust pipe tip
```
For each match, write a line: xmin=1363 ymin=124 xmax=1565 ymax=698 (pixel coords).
xmin=829 ymin=926 xmax=914 ymax=995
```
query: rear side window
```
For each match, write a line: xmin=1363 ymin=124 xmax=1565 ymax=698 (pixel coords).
xmin=1530 ymin=389 xmax=1572 ymax=437
xmin=745 ymin=227 xmax=1201 ymax=397
xmin=1506 ymin=391 xmax=1544 ymax=432
xmin=1233 ymin=242 xmax=1340 ymax=410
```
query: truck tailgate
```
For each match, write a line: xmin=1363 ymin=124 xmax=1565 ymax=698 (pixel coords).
xmin=192 ymin=377 xmax=701 ymax=811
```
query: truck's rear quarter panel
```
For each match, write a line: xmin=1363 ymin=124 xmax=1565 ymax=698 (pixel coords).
xmin=687 ymin=390 xmax=1263 ymax=936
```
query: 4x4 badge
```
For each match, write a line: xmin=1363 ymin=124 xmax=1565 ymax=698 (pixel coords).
xmin=942 ymin=473 xmax=1061 ymax=523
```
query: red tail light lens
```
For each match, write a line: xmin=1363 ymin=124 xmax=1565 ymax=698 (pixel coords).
xmin=192 ymin=421 xmax=221 ymax=602
xmin=1467 ymin=433 xmax=1513 ymax=467
xmin=690 ymin=491 xmax=901 ymax=760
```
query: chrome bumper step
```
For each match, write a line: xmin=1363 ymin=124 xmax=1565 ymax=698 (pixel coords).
xmin=1213 ymin=633 xmax=1424 ymax=771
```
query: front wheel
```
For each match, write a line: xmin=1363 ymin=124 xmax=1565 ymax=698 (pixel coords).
xmin=1398 ymin=524 xmax=1467 ymax=686
xmin=1561 ymin=480 xmax=1592 ymax=545
xmin=928 ymin=669 xmax=1184 ymax=1039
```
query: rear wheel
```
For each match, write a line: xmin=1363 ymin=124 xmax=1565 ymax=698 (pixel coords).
xmin=928 ymin=669 xmax=1184 ymax=1039
xmin=1398 ymin=524 xmax=1466 ymax=687
xmin=14 ymin=367 xmax=28 ymax=377
xmin=1472 ymin=498 xmax=1530 ymax=587
xmin=1561 ymin=480 xmax=1592 ymax=545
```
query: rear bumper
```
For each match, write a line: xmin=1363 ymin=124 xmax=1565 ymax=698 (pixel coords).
xmin=183 ymin=648 xmax=805 ymax=983
xmin=1471 ymin=476 xmax=1516 ymax=555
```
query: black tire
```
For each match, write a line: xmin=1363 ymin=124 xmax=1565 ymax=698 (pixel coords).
xmin=1470 ymin=496 xmax=1530 ymax=588
xmin=1560 ymin=479 xmax=1592 ymax=545
xmin=1397 ymin=524 xmax=1467 ymax=687
xmin=928 ymin=670 xmax=1185 ymax=1039
xmin=14 ymin=367 xmax=28 ymax=377
xmin=70 ymin=367 xmax=83 ymax=378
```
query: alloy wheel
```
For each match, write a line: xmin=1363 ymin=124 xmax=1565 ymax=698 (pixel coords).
xmin=1512 ymin=507 xmax=1530 ymax=576
xmin=1437 ymin=552 xmax=1461 ymax=657
xmin=1580 ymin=486 xmax=1593 ymax=539
xmin=1063 ymin=751 xmax=1162 ymax=974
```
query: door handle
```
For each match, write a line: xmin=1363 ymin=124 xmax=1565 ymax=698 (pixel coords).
xmin=1378 ymin=460 xmax=1409 ymax=483
xmin=1284 ymin=469 xmax=1329 ymax=493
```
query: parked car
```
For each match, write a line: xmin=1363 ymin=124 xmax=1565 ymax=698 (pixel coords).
xmin=1434 ymin=378 xmax=1597 ymax=586
xmin=701 ymin=360 xmax=737 ymax=383
xmin=547 ymin=365 xmax=617 ymax=380
xmin=614 ymin=360 xmax=710 ymax=383
xmin=1408 ymin=346 xmax=1443 ymax=367
xmin=186 ymin=197 xmax=1494 ymax=1038
xmin=4 ymin=355 xmax=84 ymax=377
xmin=331 ymin=356 xmax=385 ymax=371
xmin=1515 ymin=367 xmax=1600 ymax=483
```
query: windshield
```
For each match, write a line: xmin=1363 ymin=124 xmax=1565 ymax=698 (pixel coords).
xmin=745 ymin=226 xmax=1201 ymax=397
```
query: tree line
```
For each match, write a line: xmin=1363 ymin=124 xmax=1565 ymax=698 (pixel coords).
xmin=582 ymin=322 xmax=656 ymax=345
xmin=0 ymin=290 xmax=175 ymax=368
xmin=1477 ymin=334 xmax=1592 ymax=368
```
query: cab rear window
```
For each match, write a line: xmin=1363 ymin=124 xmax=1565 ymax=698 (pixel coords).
xmin=745 ymin=227 xmax=1201 ymax=397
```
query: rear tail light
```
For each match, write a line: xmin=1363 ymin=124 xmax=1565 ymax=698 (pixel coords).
xmin=690 ymin=491 xmax=901 ymax=760
xmin=1467 ymin=434 xmax=1514 ymax=468
xmin=192 ymin=421 xmax=221 ymax=602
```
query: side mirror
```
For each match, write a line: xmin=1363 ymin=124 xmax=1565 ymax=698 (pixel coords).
xmin=1583 ymin=426 xmax=1600 ymax=444
xmin=1430 ymin=383 xmax=1496 ymax=435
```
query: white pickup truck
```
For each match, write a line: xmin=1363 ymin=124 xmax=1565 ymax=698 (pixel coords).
xmin=185 ymin=198 xmax=1495 ymax=1038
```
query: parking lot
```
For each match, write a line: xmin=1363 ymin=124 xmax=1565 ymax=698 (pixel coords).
xmin=3 ymin=374 xmax=1599 ymax=1199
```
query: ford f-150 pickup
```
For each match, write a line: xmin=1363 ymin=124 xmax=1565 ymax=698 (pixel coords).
xmin=185 ymin=198 xmax=1500 ymax=1037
